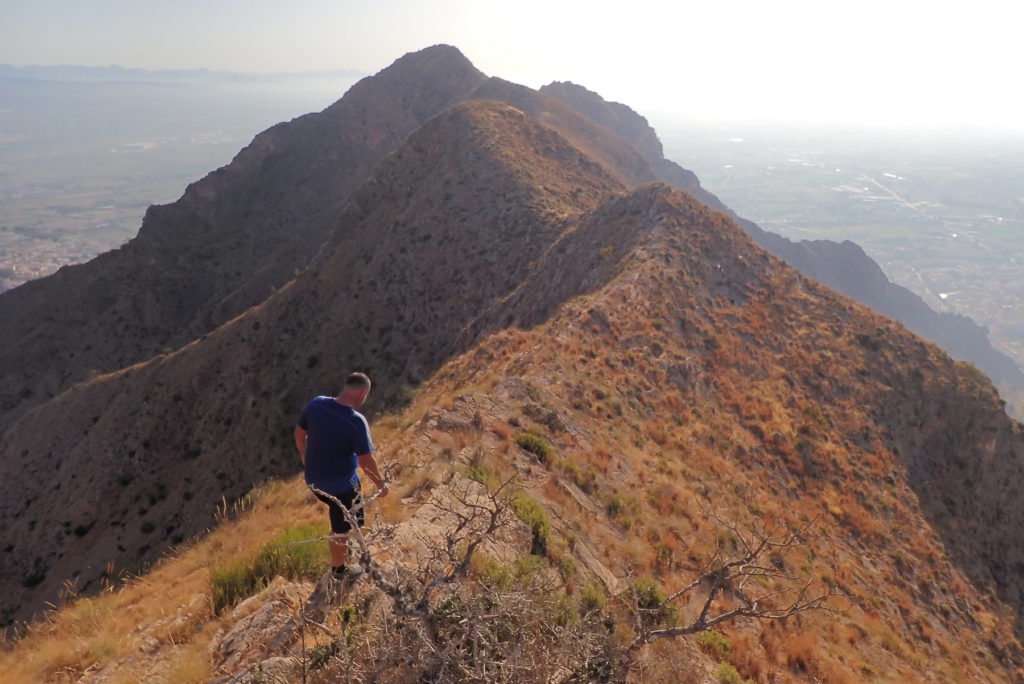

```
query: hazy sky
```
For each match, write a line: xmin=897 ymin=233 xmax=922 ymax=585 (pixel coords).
xmin=2 ymin=0 xmax=1022 ymax=130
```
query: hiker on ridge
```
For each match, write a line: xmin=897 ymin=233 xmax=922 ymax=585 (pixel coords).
xmin=295 ymin=372 xmax=388 ymax=581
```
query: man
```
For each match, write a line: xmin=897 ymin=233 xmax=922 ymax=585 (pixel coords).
xmin=295 ymin=372 xmax=388 ymax=581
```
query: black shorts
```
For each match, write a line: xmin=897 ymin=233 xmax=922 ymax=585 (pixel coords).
xmin=314 ymin=485 xmax=364 ymax=534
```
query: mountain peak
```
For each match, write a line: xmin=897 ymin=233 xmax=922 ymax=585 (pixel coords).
xmin=541 ymin=80 xmax=664 ymax=161
xmin=326 ymin=44 xmax=484 ymax=122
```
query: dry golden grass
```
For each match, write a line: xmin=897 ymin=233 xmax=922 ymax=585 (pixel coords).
xmin=0 ymin=477 xmax=334 ymax=683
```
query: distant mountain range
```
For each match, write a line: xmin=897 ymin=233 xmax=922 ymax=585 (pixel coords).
xmin=2 ymin=47 xmax=1023 ymax=680
xmin=0 ymin=63 xmax=365 ymax=83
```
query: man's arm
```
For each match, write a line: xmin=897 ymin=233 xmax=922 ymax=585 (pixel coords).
xmin=358 ymin=452 xmax=388 ymax=496
xmin=294 ymin=426 xmax=307 ymax=465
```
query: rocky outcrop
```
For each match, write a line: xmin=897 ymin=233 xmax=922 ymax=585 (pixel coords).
xmin=211 ymin=578 xmax=311 ymax=675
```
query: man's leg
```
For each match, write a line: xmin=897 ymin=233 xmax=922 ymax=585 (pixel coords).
xmin=333 ymin=488 xmax=365 ymax=578
xmin=315 ymin=491 xmax=352 ymax=572
xmin=329 ymin=533 xmax=350 ymax=569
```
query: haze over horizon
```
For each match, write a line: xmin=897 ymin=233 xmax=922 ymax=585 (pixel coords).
xmin=2 ymin=0 xmax=1022 ymax=132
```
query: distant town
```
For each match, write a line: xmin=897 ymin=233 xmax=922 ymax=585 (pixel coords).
xmin=662 ymin=123 xmax=1024 ymax=371
xmin=0 ymin=66 xmax=356 ymax=292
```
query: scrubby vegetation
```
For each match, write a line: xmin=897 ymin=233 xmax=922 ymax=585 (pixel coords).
xmin=515 ymin=431 xmax=553 ymax=462
xmin=210 ymin=523 xmax=328 ymax=613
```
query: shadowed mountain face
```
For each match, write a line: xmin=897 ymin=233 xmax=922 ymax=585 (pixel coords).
xmin=0 ymin=44 xmax=488 ymax=432
xmin=1 ymin=46 xmax=1024 ymax=664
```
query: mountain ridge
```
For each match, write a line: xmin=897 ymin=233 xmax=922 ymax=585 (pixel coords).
xmin=1 ymin=45 xmax=1018 ymax=439
xmin=0 ymin=98 xmax=627 ymax=627
xmin=0 ymin=45 xmax=488 ymax=432
xmin=537 ymin=81 xmax=1024 ymax=403
xmin=6 ymin=172 xmax=1023 ymax=681
xmin=3 ymin=45 xmax=1024 ymax=682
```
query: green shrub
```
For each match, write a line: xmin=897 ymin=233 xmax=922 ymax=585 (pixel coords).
xmin=628 ymin=578 xmax=676 ymax=625
xmin=580 ymin=580 xmax=606 ymax=613
xmin=514 ymin=554 xmax=542 ymax=579
xmin=559 ymin=457 xmax=597 ymax=493
xmin=515 ymin=432 xmax=553 ymax=462
xmin=470 ymin=551 xmax=513 ymax=590
xmin=550 ymin=593 xmax=579 ymax=627
xmin=467 ymin=463 xmax=490 ymax=485
xmin=210 ymin=524 xmax=329 ymax=613
xmin=308 ymin=642 xmax=340 ymax=671
xmin=558 ymin=555 xmax=577 ymax=581
xmin=631 ymin=578 xmax=666 ymax=610
xmin=697 ymin=630 xmax=733 ymax=661
xmin=466 ymin=448 xmax=492 ymax=486
xmin=511 ymin=491 xmax=551 ymax=555
xmin=713 ymin=663 xmax=753 ymax=684
xmin=605 ymin=492 xmax=641 ymax=529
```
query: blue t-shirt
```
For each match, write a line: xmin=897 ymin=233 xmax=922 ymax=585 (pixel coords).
xmin=298 ymin=396 xmax=374 ymax=495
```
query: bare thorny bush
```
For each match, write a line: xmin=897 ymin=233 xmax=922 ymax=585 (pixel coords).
xmin=298 ymin=471 xmax=841 ymax=683
xmin=304 ymin=472 xmax=619 ymax=682
xmin=623 ymin=503 xmax=842 ymax=653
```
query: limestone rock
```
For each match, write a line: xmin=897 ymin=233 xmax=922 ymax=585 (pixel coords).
xmin=211 ymin=577 xmax=311 ymax=674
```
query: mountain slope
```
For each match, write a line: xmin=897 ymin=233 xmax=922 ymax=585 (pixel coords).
xmin=745 ymin=228 xmax=1024 ymax=393
xmin=0 ymin=45 xmax=488 ymax=432
xmin=408 ymin=182 xmax=1024 ymax=681
xmin=451 ymin=180 xmax=1024 ymax=646
xmin=3 ymin=45 xmax=1024 ymax=683
xmin=4 ymin=183 xmax=1023 ymax=683
xmin=538 ymin=81 xmax=1024 ymax=404
xmin=0 ymin=99 xmax=625 ymax=628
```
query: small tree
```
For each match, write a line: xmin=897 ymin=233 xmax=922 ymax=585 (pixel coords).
xmin=308 ymin=474 xmax=620 ymax=681
xmin=301 ymin=481 xmax=839 ymax=681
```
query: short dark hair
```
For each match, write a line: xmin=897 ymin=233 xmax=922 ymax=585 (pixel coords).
xmin=344 ymin=372 xmax=371 ymax=390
